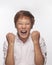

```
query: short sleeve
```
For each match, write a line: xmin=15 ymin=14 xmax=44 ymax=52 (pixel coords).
xmin=3 ymin=40 xmax=8 ymax=65
xmin=39 ymin=37 xmax=47 ymax=65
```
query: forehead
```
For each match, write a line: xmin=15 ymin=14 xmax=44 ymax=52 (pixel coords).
xmin=17 ymin=16 xmax=31 ymax=24
xmin=18 ymin=16 xmax=31 ymax=20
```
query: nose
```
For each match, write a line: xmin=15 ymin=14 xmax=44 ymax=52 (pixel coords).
xmin=22 ymin=24 xmax=26 ymax=29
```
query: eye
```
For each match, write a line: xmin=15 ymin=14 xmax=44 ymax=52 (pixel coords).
xmin=25 ymin=23 xmax=30 ymax=25
xmin=18 ymin=22 xmax=23 ymax=25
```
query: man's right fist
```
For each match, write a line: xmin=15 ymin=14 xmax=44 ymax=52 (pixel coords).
xmin=6 ymin=33 xmax=15 ymax=45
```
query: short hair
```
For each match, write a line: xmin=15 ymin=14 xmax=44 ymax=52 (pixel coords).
xmin=14 ymin=10 xmax=35 ymax=28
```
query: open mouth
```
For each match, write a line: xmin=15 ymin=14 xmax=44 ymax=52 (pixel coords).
xmin=20 ymin=30 xmax=27 ymax=34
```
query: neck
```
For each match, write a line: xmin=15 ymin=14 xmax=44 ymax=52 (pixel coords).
xmin=17 ymin=33 xmax=30 ymax=43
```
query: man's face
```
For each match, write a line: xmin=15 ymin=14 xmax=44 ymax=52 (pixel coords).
xmin=16 ymin=16 xmax=31 ymax=39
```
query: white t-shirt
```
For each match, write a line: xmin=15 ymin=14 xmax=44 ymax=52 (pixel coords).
xmin=3 ymin=34 xmax=47 ymax=65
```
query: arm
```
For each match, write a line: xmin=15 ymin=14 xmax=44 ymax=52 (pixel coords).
xmin=5 ymin=33 xmax=15 ymax=65
xmin=33 ymin=40 xmax=44 ymax=65
xmin=31 ymin=31 xmax=44 ymax=65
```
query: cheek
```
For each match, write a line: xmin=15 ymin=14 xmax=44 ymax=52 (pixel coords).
xmin=16 ymin=24 xmax=22 ymax=31
xmin=26 ymin=25 xmax=31 ymax=30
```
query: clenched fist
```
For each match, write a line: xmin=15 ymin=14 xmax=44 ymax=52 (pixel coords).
xmin=6 ymin=33 xmax=15 ymax=45
xmin=31 ymin=31 xmax=40 ymax=44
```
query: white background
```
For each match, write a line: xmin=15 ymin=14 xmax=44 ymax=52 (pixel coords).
xmin=0 ymin=0 xmax=52 ymax=65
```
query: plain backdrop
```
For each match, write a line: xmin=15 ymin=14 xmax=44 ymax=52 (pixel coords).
xmin=0 ymin=0 xmax=52 ymax=65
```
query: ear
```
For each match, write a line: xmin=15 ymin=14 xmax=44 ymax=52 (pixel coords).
xmin=31 ymin=23 xmax=35 ymax=29
xmin=15 ymin=23 xmax=17 ymax=28
xmin=14 ymin=25 xmax=16 ymax=29
xmin=31 ymin=20 xmax=35 ymax=29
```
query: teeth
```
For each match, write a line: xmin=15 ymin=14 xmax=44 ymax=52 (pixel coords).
xmin=21 ymin=31 xmax=27 ymax=34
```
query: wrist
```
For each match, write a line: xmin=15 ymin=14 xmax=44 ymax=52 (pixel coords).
xmin=33 ymin=40 xmax=39 ymax=43
xmin=33 ymin=40 xmax=40 ymax=45
xmin=33 ymin=41 xmax=40 ymax=49
xmin=8 ymin=43 xmax=14 ymax=46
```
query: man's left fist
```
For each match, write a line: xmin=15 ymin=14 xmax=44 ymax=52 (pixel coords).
xmin=31 ymin=31 xmax=40 ymax=43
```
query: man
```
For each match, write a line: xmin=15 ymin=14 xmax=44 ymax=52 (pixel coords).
xmin=3 ymin=10 xmax=47 ymax=65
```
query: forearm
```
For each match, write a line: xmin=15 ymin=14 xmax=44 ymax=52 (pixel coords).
xmin=34 ymin=41 xmax=44 ymax=65
xmin=5 ymin=44 xmax=15 ymax=65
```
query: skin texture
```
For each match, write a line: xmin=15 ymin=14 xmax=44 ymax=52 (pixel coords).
xmin=31 ymin=31 xmax=44 ymax=65
xmin=15 ymin=17 xmax=32 ymax=43
xmin=5 ymin=33 xmax=15 ymax=65
xmin=5 ymin=17 xmax=44 ymax=65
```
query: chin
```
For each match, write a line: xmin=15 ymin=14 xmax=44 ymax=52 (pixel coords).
xmin=20 ymin=35 xmax=28 ymax=39
xmin=18 ymin=32 xmax=30 ymax=39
